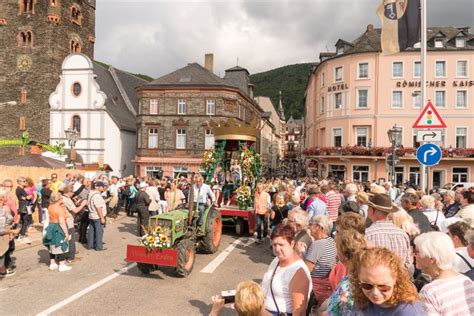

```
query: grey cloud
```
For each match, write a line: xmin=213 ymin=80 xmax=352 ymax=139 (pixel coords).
xmin=95 ymin=0 xmax=473 ymax=79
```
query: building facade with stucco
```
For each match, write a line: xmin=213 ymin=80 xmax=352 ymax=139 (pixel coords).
xmin=304 ymin=25 xmax=474 ymax=189
xmin=49 ymin=53 xmax=146 ymax=176
xmin=134 ymin=54 xmax=263 ymax=178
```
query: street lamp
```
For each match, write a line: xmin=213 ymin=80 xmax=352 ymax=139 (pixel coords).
xmin=387 ymin=125 xmax=403 ymax=184
xmin=64 ymin=128 xmax=79 ymax=168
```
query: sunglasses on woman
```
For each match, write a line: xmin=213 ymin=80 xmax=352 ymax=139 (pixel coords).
xmin=359 ymin=282 xmax=392 ymax=292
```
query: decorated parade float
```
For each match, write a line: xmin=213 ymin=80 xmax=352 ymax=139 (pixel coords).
xmin=201 ymin=118 xmax=261 ymax=235
xmin=126 ymin=118 xmax=261 ymax=276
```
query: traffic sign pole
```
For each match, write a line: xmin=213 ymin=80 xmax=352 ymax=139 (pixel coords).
xmin=420 ymin=0 xmax=427 ymax=193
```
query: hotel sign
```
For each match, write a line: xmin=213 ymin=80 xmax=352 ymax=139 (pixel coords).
xmin=395 ymin=80 xmax=474 ymax=88
xmin=327 ymin=83 xmax=349 ymax=92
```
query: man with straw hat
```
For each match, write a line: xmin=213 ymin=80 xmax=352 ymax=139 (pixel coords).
xmin=365 ymin=193 xmax=410 ymax=268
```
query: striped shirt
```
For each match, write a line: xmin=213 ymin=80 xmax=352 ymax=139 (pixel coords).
xmin=420 ymin=274 xmax=474 ymax=315
xmin=326 ymin=191 xmax=341 ymax=221
xmin=305 ymin=237 xmax=337 ymax=278
xmin=365 ymin=220 xmax=410 ymax=267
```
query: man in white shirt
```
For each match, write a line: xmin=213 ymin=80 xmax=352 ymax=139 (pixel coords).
xmin=193 ymin=175 xmax=215 ymax=225
xmin=146 ymin=179 xmax=160 ymax=216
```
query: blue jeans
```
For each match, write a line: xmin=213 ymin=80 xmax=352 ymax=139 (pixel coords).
xmin=256 ymin=214 xmax=268 ymax=240
xmin=197 ymin=204 xmax=206 ymax=226
xmin=87 ymin=219 xmax=104 ymax=250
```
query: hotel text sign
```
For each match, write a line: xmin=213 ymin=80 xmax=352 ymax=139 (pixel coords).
xmin=396 ymin=80 xmax=474 ymax=88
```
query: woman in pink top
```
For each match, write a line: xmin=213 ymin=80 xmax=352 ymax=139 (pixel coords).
xmin=415 ymin=231 xmax=474 ymax=315
xmin=1 ymin=179 xmax=19 ymax=223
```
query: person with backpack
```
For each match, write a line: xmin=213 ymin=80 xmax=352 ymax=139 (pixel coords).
xmin=448 ymin=220 xmax=474 ymax=274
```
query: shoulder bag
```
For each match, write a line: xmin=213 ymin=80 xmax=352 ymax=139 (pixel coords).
xmin=270 ymin=261 xmax=291 ymax=316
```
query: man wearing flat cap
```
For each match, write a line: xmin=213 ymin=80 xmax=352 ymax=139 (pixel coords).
xmin=365 ymin=193 xmax=410 ymax=268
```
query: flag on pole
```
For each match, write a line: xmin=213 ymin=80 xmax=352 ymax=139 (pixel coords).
xmin=377 ymin=0 xmax=421 ymax=55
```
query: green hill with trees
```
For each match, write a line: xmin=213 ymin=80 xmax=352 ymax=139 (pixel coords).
xmin=250 ymin=63 xmax=315 ymax=120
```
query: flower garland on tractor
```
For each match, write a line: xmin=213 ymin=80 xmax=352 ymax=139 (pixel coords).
xmin=140 ymin=224 xmax=172 ymax=252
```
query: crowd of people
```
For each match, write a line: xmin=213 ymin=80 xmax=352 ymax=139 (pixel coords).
xmin=2 ymin=171 xmax=474 ymax=315
xmin=210 ymin=178 xmax=474 ymax=315
xmin=0 ymin=172 xmax=218 ymax=276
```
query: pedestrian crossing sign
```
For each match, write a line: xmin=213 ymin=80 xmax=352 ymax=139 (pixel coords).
xmin=412 ymin=101 xmax=447 ymax=129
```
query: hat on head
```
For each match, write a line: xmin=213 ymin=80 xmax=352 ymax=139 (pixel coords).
xmin=95 ymin=181 xmax=106 ymax=187
xmin=139 ymin=182 xmax=149 ymax=188
xmin=367 ymin=193 xmax=398 ymax=213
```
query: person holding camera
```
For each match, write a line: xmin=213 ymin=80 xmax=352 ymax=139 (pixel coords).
xmin=210 ymin=280 xmax=268 ymax=316
xmin=61 ymin=185 xmax=87 ymax=262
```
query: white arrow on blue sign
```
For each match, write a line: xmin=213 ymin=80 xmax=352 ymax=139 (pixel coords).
xmin=416 ymin=143 xmax=442 ymax=166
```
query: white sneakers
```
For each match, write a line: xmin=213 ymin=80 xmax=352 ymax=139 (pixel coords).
xmin=49 ymin=263 xmax=58 ymax=271
xmin=58 ymin=264 xmax=72 ymax=272
xmin=49 ymin=263 xmax=72 ymax=272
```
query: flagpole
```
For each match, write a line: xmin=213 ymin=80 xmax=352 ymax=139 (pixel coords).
xmin=420 ymin=0 xmax=427 ymax=193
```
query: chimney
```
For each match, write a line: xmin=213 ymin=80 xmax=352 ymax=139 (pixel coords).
xmin=367 ymin=24 xmax=374 ymax=32
xmin=204 ymin=53 xmax=214 ymax=73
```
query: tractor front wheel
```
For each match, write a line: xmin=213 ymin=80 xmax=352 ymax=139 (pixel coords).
xmin=200 ymin=208 xmax=222 ymax=254
xmin=137 ymin=263 xmax=155 ymax=275
xmin=176 ymin=239 xmax=195 ymax=277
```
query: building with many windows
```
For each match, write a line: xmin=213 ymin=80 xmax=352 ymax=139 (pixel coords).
xmin=304 ymin=25 xmax=474 ymax=189
xmin=134 ymin=54 xmax=263 ymax=178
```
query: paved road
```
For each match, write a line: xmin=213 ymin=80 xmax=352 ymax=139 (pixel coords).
xmin=0 ymin=216 xmax=272 ymax=315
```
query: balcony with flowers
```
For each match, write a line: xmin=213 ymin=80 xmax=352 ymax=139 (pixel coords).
xmin=303 ymin=145 xmax=474 ymax=158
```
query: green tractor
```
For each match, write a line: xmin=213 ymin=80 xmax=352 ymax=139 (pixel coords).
xmin=126 ymin=203 xmax=222 ymax=277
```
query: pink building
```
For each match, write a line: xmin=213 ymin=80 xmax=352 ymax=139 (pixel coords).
xmin=304 ymin=25 xmax=474 ymax=190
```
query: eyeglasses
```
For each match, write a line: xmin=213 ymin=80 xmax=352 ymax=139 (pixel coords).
xmin=359 ymin=282 xmax=392 ymax=293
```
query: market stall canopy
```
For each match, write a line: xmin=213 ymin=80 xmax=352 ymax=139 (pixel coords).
xmin=1 ymin=154 xmax=67 ymax=169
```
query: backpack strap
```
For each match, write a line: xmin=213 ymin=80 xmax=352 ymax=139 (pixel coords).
xmin=457 ymin=252 xmax=473 ymax=270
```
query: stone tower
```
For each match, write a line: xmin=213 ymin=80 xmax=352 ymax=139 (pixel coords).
xmin=0 ymin=0 xmax=96 ymax=160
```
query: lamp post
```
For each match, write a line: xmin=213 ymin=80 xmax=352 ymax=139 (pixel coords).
xmin=387 ymin=125 xmax=403 ymax=184
xmin=64 ymin=128 xmax=79 ymax=168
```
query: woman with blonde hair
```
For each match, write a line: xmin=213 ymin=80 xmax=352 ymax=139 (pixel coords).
xmin=325 ymin=229 xmax=367 ymax=315
xmin=42 ymin=192 xmax=71 ymax=272
xmin=351 ymin=247 xmax=424 ymax=314
xmin=389 ymin=208 xmax=420 ymax=240
xmin=270 ymin=193 xmax=289 ymax=230
xmin=165 ymin=180 xmax=185 ymax=211
xmin=420 ymin=195 xmax=445 ymax=229
xmin=210 ymin=280 xmax=267 ymax=316
xmin=355 ymin=191 xmax=369 ymax=218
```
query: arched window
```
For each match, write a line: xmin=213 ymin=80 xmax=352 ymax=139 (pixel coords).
xmin=72 ymin=115 xmax=81 ymax=133
xmin=70 ymin=39 xmax=81 ymax=53
xmin=71 ymin=6 xmax=82 ymax=24
xmin=21 ymin=0 xmax=34 ymax=14
xmin=72 ymin=82 xmax=81 ymax=96
xmin=18 ymin=31 xmax=33 ymax=47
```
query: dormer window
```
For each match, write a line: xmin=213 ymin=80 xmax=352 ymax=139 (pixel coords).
xmin=434 ymin=38 xmax=444 ymax=48
xmin=456 ymin=36 xmax=466 ymax=48
xmin=336 ymin=46 xmax=344 ymax=55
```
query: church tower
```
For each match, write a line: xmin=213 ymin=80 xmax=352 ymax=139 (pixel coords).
xmin=0 ymin=0 xmax=96 ymax=160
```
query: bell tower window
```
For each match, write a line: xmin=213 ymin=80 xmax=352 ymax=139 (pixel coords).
xmin=71 ymin=6 xmax=82 ymax=25
xmin=70 ymin=39 xmax=81 ymax=53
xmin=18 ymin=31 xmax=33 ymax=47
xmin=20 ymin=0 xmax=35 ymax=15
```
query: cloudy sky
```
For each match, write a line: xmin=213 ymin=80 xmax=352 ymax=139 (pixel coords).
xmin=95 ymin=0 xmax=473 ymax=78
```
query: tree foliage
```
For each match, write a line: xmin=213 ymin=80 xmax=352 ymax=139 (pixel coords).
xmin=250 ymin=63 xmax=315 ymax=120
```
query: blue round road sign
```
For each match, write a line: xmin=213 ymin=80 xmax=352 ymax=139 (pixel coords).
xmin=416 ymin=143 xmax=442 ymax=166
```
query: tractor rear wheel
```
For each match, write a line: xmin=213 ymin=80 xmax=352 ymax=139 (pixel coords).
xmin=175 ymin=239 xmax=195 ymax=277
xmin=137 ymin=263 xmax=155 ymax=274
xmin=200 ymin=208 xmax=222 ymax=254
